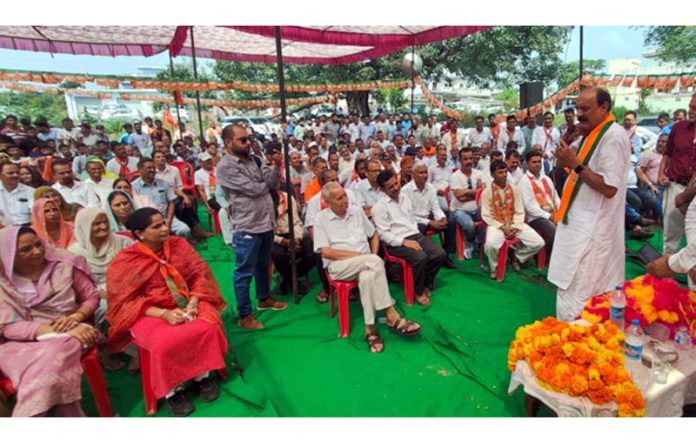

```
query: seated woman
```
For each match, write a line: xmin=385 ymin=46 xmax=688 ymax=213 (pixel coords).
xmin=18 ymin=165 xmax=47 ymax=189
xmin=33 ymin=186 xmax=80 ymax=222
xmin=106 ymin=208 xmax=228 ymax=417
xmin=32 ymin=197 xmax=76 ymax=249
xmin=112 ymin=178 xmax=156 ymax=210
xmin=68 ymin=208 xmax=133 ymax=371
xmin=105 ymin=190 xmax=138 ymax=233
xmin=0 ymin=225 xmax=101 ymax=417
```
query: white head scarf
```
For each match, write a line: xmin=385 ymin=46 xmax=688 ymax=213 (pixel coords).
xmin=68 ymin=208 xmax=133 ymax=276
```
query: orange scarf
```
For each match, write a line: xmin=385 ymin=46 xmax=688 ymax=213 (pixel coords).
xmin=207 ymin=168 xmax=216 ymax=198
xmin=492 ymin=184 xmax=514 ymax=227
xmin=490 ymin=125 xmax=500 ymax=145
xmin=137 ymin=241 xmax=190 ymax=308
xmin=529 ymin=173 xmax=555 ymax=213
xmin=555 ymin=113 xmax=615 ymax=224
xmin=423 ymin=146 xmax=437 ymax=157
xmin=116 ymin=157 xmax=131 ymax=178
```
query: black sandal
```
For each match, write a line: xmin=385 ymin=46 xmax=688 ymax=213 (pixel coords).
xmin=366 ymin=331 xmax=384 ymax=353
xmin=388 ymin=317 xmax=422 ymax=336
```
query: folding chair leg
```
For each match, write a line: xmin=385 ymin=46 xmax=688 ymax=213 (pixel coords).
xmin=456 ymin=226 xmax=464 ymax=261
xmin=403 ymin=265 xmax=414 ymax=306
xmin=337 ymin=288 xmax=350 ymax=338
xmin=497 ymin=242 xmax=510 ymax=282
xmin=81 ymin=347 xmax=113 ymax=417
xmin=137 ymin=346 xmax=158 ymax=416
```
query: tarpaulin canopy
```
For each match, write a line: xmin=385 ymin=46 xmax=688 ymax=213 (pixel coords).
xmin=0 ymin=25 xmax=490 ymax=64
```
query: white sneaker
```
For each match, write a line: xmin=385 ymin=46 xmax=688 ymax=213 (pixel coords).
xmin=464 ymin=247 xmax=475 ymax=260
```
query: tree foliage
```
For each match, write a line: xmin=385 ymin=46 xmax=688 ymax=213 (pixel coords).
xmin=642 ymin=26 xmax=696 ymax=63
xmin=0 ymin=92 xmax=67 ymax=126
xmin=155 ymin=61 xmax=216 ymax=111
xmin=496 ymin=88 xmax=519 ymax=112
xmin=555 ymin=59 xmax=607 ymax=90
xmin=211 ymin=26 xmax=574 ymax=116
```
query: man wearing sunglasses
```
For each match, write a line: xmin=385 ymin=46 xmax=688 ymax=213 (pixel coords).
xmin=217 ymin=124 xmax=288 ymax=330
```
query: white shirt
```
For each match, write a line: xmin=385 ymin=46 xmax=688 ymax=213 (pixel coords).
xmin=313 ymin=205 xmax=375 ymax=267
xmin=356 ymin=179 xmax=385 ymax=208
xmin=449 ymin=168 xmax=484 ymax=211
xmin=467 ymin=127 xmax=492 ymax=148
xmin=0 ymin=182 xmax=34 ymax=225
xmin=106 ymin=157 xmax=139 ymax=177
xmin=304 ymin=188 xmax=358 ymax=229
xmin=194 ymin=168 xmax=215 ymax=199
xmin=401 ymin=181 xmax=445 ymax=225
xmin=53 ymin=180 xmax=100 ymax=208
xmin=497 ymin=128 xmax=526 ymax=154
xmin=519 ymin=171 xmax=560 ymax=223
xmin=156 ymin=164 xmax=183 ymax=191
xmin=372 ymin=194 xmax=420 ymax=247
xmin=338 ymin=157 xmax=355 ymax=175
xmin=531 ymin=126 xmax=561 ymax=166
xmin=441 ymin=131 xmax=464 ymax=151
xmin=427 ymin=162 xmax=452 ymax=192
xmin=507 ymin=168 xmax=524 ymax=186
xmin=84 ymin=177 xmax=114 ymax=207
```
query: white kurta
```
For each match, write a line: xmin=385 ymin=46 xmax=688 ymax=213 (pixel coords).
xmin=547 ymin=122 xmax=630 ymax=321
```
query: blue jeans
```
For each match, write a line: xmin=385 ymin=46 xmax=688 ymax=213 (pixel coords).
xmin=451 ymin=208 xmax=481 ymax=239
xmin=632 ymin=186 xmax=662 ymax=219
xmin=232 ymin=230 xmax=274 ymax=318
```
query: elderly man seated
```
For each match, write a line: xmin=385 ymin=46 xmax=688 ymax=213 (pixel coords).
xmin=373 ymin=169 xmax=447 ymax=306
xmin=314 ymin=182 xmax=422 ymax=353
xmin=481 ymin=160 xmax=545 ymax=278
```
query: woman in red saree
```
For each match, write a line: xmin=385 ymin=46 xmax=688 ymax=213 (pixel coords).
xmin=105 ymin=207 xmax=228 ymax=417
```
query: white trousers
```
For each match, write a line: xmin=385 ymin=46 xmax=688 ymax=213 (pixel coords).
xmin=484 ymin=226 xmax=544 ymax=272
xmin=663 ymin=182 xmax=686 ymax=254
xmin=327 ymin=254 xmax=394 ymax=325
xmin=170 ymin=216 xmax=191 ymax=238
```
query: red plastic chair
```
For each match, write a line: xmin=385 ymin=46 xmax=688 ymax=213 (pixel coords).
xmin=325 ymin=272 xmax=359 ymax=338
xmin=170 ymin=161 xmax=195 ymax=193
xmin=131 ymin=339 xmax=228 ymax=416
xmin=380 ymin=243 xmax=415 ymax=306
xmin=0 ymin=346 xmax=113 ymax=417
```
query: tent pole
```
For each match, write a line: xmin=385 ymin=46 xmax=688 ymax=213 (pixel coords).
xmin=410 ymin=44 xmax=415 ymax=114
xmin=168 ymin=51 xmax=183 ymax=131
xmin=275 ymin=26 xmax=299 ymax=305
xmin=579 ymin=26 xmax=584 ymax=89
xmin=189 ymin=27 xmax=205 ymax=141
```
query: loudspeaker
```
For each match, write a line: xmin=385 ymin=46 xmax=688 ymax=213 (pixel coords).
xmin=519 ymin=81 xmax=544 ymax=124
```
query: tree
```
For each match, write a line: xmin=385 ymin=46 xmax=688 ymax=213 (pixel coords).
xmin=155 ymin=61 xmax=216 ymax=111
xmin=555 ymin=59 xmax=607 ymax=89
xmin=496 ymin=88 xmax=519 ymax=112
xmin=638 ymin=89 xmax=652 ymax=115
xmin=0 ymin=92 xmax=67 ymax=126
xmin=641 ymin=26 xmax=696 ymax=63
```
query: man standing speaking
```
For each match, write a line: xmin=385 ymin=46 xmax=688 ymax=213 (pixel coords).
xmin=548 ymin=88 xmax=630 ymax=321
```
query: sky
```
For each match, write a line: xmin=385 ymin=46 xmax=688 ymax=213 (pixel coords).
xmin=0 ymin=26 xmax=653 ymax=78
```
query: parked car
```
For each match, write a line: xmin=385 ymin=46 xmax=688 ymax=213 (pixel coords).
xmin=221 ymin=116 xmax=270 ymax=138
xmin=636 ymin=116 xmax=660 ymax=135
xmin=102 ymin=108 xmax=142 ymax=121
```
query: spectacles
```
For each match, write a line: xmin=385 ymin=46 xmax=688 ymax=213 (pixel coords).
xmin=467 ymin=178 xmax=473 ymax=189
xmin=235 ymin=137 xmax=250 ymax=144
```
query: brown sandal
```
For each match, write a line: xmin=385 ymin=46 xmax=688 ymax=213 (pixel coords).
xmin=366 ymin=331 xmax=384 ymax=353
xmin=388 ymin=317 xmax=422 ymax=336
xmin=415 ymin=294 xmax=430 ymax=306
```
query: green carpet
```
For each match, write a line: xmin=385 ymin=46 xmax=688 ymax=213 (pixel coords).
xmin=79 ymin=219 xmax=674 ymax=417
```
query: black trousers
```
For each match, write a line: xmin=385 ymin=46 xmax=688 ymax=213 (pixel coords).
xmin=528 ymin=217 xmax=556 ymax=256
xmin=417 ymin=214 xmax=456 ymax=255
xmin=271 ymin=234 xmax=315 ymax=282
xmin=551 ymin=167 xmax=568 ymax=198
xmin=385 ymin=233 xmax=447 ymax=296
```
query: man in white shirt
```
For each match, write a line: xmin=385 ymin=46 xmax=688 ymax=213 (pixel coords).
xmin=51 ymin=159 xmax=100 ymax=208
xmin=449 ymin=147 xmax=485 ymax=259
xmin=128 ymin=120 xmax=151 ymax=153
xmin=355 ymin=159 xmax=385 ymax=218
xmin=441 ymin=118 xmax=464 ymax=153
xmin=531 ymin=112 xmax=561 ymax=168
xmin=519 ymin=151 xmax=560 ymax=256
xmin=418 ymin=116 xmax=440 ymax=145
xmin=194 ymin=152 xmax=218 ymax=217
xmin=314 ymin=182 xmax=422 ymax=352
xmin=475 ymin=142 xmax=491 ymax=173
xmin=467 ymin=115 xmax=492 ymax=148
xmin=427 ymin=147 xmax=452 ymax=213
xmin=481 ymin=160 xmax=545 ymax=279
xmin=372 ymin=169 xmax=447 ymax=306
xmin=0 ymin=162 xmax=33 ymax=226
xmin=83 ymin=158 xmax=113 ymax=206
xmin=497 ymin=115 xmax=526 ymax=154
xmin=402 ymin=161 xmax=456 ymax=268
xmin=358 ymin=115 xmax=375 ymax=145
xmin=106 ymin=144 xmax=139 ymax=178
xmin=505 ymin=150 xmax=524 ymax=186
xmin=77 ymin=121 xmax=99 ymax=147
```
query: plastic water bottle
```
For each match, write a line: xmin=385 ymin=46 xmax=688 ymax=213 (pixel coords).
xmin=610 ymin=285 xmax=626 ymax=331
xmin=624 ymin=320 xmax=645 ymax=361
xmin=674 ymin=326 xmax=693 ymax=351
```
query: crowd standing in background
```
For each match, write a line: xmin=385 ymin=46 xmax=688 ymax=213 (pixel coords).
xmin=1 ymin=88 xmax=695 ymax=417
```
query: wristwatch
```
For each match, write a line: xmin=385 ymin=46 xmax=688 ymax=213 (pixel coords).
xmin=573 ymin=164 xmax=584 ymax=174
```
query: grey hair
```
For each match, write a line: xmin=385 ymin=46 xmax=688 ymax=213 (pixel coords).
xmin=412 ymin=160 xmax=429 ymax=171
xmin=321 ymin=182 xmax=342 ymax=203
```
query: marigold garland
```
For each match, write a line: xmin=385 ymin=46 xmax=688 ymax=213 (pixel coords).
xmin=580 ymin=275 xmax=696 ymax=341
xmin=508 ymin=317 xmax=645 ymax=417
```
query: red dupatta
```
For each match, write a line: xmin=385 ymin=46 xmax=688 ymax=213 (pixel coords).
xmin=105 ymin=236 xmax=227 ymax=353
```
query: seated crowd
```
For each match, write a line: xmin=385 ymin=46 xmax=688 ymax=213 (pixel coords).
xmin=0 ymin=101 xmax=691 ymax=417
